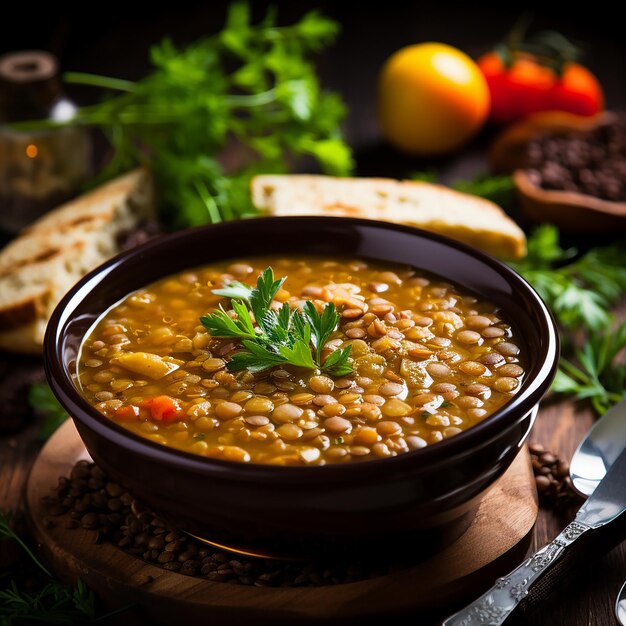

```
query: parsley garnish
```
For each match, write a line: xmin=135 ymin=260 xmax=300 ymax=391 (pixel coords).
xmin=202 ymin=268 xmax=352 ymax=376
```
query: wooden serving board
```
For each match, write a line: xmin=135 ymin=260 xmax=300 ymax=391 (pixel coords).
xmin=25 ymin=420 xmax=538 ymax=625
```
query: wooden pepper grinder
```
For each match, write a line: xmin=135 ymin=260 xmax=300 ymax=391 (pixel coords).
xmin=0 ymin=51 xmax=91 ymax=235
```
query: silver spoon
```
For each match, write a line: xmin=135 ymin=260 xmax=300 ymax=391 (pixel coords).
xmin=569 ymin=399 xmax=626 ymax=625
xmin=441 ymin=397 xmax=626 ymax=625
xmin=570 ymin=397 xmax=626 ymax=497
xmin=616 ymin=580 xmax=626 ymax=625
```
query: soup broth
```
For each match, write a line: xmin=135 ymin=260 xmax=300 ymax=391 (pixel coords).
xmin=77 ymin=256 xmax=525 ymax=465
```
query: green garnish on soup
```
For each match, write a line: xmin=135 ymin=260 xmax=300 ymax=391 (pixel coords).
xmin=202 ymin=267 xmax=352 ymax=376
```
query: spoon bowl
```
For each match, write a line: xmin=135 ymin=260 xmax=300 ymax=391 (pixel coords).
xmin=569 ymin=399 xmax=626 ymax=498
xmin=616 ymin=580 xmax=626 ymax=626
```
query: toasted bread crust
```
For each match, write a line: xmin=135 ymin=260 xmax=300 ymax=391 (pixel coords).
xmin=251 ymin=175 xmax=526 ymax=259
xmin=0 ymin=288 xmax=49 ymax=330
xmin=0 ymin=169 xmax=155 ymax=354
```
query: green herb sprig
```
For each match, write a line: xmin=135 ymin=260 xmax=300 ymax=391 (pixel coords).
xmin=13 ymin=3 xmax=353 ymax=228
xmin=0 ymin=511 xmax=129 ymax=623
xmin=511 ymin=226 xmax=626 ymax=414
xmin=28 ymin=383 xmax=68 ymax=441
xmin=410 ymin=172 xmax=516 ymax=209
xmin=202 ymin=267 xmax=352 ymax=376
xmin=552 ymin=324 xmax=626 ymax=415
xmin=510 ymin=225 xmax=626 ymax=332
xmin=451 ymin=174 xmax=517 ymax=210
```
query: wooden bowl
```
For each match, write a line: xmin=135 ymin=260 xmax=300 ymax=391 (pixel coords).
xmin=490 ymin=111 xmax=626 ymax=234
xmin=489 ymin=111 xmax=615 ymax=174
xmin=514 ymin=169 xmax=626 ymax=235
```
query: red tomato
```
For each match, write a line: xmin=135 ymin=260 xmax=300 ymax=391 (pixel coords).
xmin=140 ymin=395 xmax=183 ymax=422
xmin=478 ymin=51 xmax=603 ymax=125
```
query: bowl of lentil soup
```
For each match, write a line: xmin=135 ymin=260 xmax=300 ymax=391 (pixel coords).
xmin=45 ymin=217 xmax=558 ymax=557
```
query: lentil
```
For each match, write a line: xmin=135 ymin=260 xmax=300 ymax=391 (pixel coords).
xmin=498 ymin=364 xmax=524 ymax=378
xmin=324 ymin=416 xmax=352 ymax=434
xmin=215 ymin=402 xmax=243 ymax=420
xmin=529 ymin=442 xmax=581 ymax=510
xmin=378 ymin=382 xmax=404 ymax=396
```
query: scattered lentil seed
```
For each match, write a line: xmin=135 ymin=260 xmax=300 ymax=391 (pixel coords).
xmin=44 ymin=461 xmax=405 ymax=586
xmin=529 ymin=443 xmax=581 ymax=509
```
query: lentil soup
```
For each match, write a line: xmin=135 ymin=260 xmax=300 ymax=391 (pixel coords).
xmin=77 ymin=256 xmax=525 ymax=466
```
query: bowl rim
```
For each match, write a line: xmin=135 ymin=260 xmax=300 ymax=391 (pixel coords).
xmin=44 ymin=216 xmax=559 ymax=482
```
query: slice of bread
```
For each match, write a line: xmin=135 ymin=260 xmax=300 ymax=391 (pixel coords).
xmin=251 ymin=175 xmax=526 ymax=259
xmin=0 ymin=169 xmax=156 ymax=354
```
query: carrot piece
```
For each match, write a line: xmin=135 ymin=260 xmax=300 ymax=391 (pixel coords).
xmin=114 ymin=405 xmax=141 ymax=420
xmin=143 ymin=395 xmax=182 ymax=422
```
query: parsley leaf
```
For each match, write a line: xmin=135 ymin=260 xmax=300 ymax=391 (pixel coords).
xmin=212 ymin=281 xmax=253 ymax=303
xmin=249 ymin=267 xmax=286 ymax=334
xmin=302 ymin=300 xmax=339 ymax=364
xmin=410 ymin=170 xmax=437 ymax=183
xmin=553 ymin=324 xmax=626 ymax=415
xmin=321 ymin=346 xmax=353 ymax=377
xmin=452 ymin=174 xmax=516 ymax=208
xmin=202 ymin=267 xmax=353 ymax=376
xmin=510 ymin=226 xmax=626 ymax=414
xmin=199 ymin=305 xmax=257 ymax=341
xmin=278 ymin=337 xmax=317 ymax=370
xmin=229 ymin=340 xmax=288 ymax=373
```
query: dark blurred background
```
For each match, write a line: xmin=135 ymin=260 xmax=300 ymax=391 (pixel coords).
xmin=2 ymin=0 xmax=625 ymax=155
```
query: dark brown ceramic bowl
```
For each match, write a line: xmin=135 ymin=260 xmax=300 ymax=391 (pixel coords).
xmin=45 ymin=217 xmax=558 ymax=559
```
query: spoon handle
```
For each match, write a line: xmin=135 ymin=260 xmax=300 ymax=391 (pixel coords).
xmin=441 ymin=520 xmax=592 ymax=626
